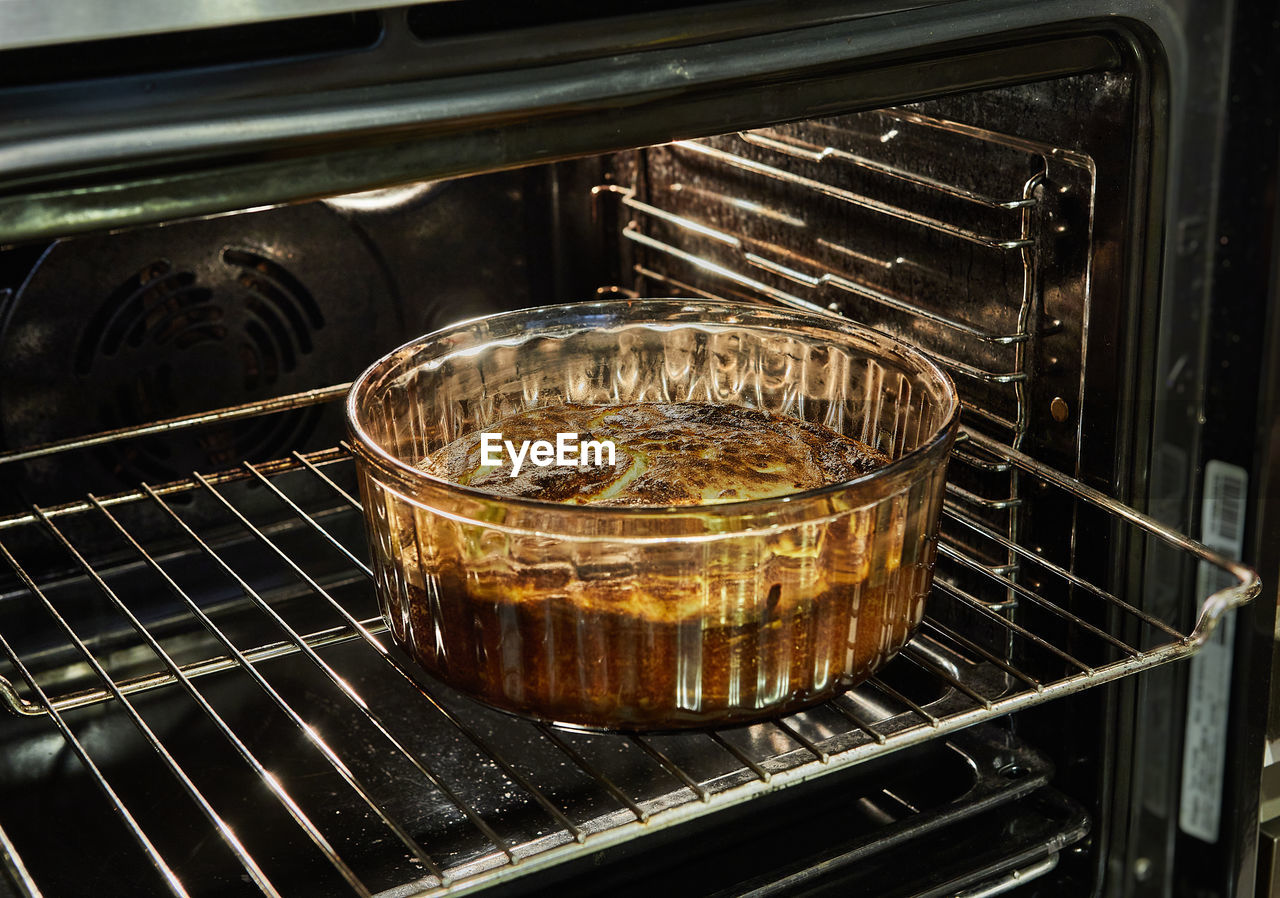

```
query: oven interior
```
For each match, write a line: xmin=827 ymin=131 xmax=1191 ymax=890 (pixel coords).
xmin=0 ymin=40 xmax=1254 ymax=897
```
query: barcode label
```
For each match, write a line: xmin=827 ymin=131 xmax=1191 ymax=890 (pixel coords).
xmin=1178 ymin=460 xmax=1248 ymax=843
xmin=1204 ymin=464 xmax=1245 ymax=545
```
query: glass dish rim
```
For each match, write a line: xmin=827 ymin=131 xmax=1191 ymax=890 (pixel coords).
xmin=345 ymin=298 xmax=961 ymax=517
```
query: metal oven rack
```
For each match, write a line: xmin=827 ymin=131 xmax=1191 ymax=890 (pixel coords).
xmin=609 ymin=108 xmax=1098 ymax=587
xmin=0 ymin=390 xmax=1257 ymax=898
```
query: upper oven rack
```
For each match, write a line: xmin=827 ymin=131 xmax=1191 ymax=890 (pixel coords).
xmin=0 ymin=389 xmax=1257 ymax=898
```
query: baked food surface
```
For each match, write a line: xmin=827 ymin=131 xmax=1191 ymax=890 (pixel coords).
xmin=421 ymin=401 xmax=889 ymax=506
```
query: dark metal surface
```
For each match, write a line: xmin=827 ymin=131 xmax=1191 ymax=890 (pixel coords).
xmin=0 ymin=0 xmax=936 ymax=55
xmin=490 ymin=772 xmax=1088 ymax=898
xmin=0 ymin=171 xmax=543 ymax=518
xmin=0 ymin=7 xmax=1122 ymax=242
xmin=0 ymin=204 xmax=401 ymax=504
xmin=1188 ymin=2 xmax=1280 ymax=896
xmin=716 ymin=787 xmax=1090 ymax=898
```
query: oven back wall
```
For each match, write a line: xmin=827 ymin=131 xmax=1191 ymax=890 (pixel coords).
xmin=0 ymin=170 xmax=550 ymax=517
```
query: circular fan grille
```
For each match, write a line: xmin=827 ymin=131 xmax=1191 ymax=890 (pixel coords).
xmin=224 ymin=247 xmax=326 ymax=389
xmin=69 ymin=249 xmax=327 ymax=483
xmin=0 ymin=204 xmax=404 ymax=503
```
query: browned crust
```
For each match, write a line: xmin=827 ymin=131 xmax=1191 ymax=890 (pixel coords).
xmin=420 ymin=401 xmax=889 ymax=506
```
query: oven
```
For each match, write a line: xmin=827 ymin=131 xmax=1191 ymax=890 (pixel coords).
xmin=0 ymin=1 xmax=1275 ymax=895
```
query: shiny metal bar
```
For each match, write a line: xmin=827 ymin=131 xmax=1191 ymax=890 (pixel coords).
xmin=937 ymin=543 xmax=1143 ymax=659
xmin=0 ymin=385 xmax=349 ymax=468
xmin=0 ymin=635 xmax=190 ymax=896
xmin=653 ymin=181 xmax=809 ymax=230
xmin=0 ymin=677 xmax=32 ymax=717
xmin=899 ymin=647 xmax=994 ymax=711
xmin=624 ymin=225 xmax=829 ymax=314
xmin=137 ymin=483 xmax=458 ymax=876
xmin=38 ymin=504 xmax=372 ymax=897
xmin=629 ymin=737 xmax=711 ymax=803
xmin=944 ymin=483 xmax=1023 ymax=510
xmin=772 ymin=719 xmax=831 ymax=762
xmin=981 ymin=561 xmax=1021 ymax=579
xmin=735 ymin=129 xmax=1037 ymax=210
xmin=626 ymin=227 xmax=1028 ymax=384
xmin=942 ymin=506 xmax=1187 ymax=641
xmin=616 ymin=188 xmax=1028 ymax=344
xmin=935 ymin=355 xmax=1028 ymax=386
xmin=2 ymin=613 xmax=386 ymax=718
xmin=242 ymin=462 xmax=372 ymax=576
xmin=0 ymin=548 xmax=191 ymax=898
xmin=867 ymin=677 xmax=939 ymax=727
xmin=0 ymin=447 xmax=349 ymax=532
xmin=189 ymin=472 xmax=584 ymax=846
xmin=880 ymin=107 xmax=1094 ymax=164
xmin=954 ymin=855 xmax=1060 ymax=898
xmin=635 ymin=265 xmax=736 ymax=304
xmin=959 ymin=402 xmax=1022 ymax=436
xmin=828 ymin=700 xmax=887 ymax=745
xmin=707 ymin=733 xmax=773 ymax=784
xmin=962 ymin=427 xmax=1262 ymax=635
xmin=919 ymin=618 xmax=1042 ymax=693
xmin=1006 ymin=170 xmax=1041 ymax=446
xmin=879 ymin=788 xmax=922 ymax=815
xmin=534 ymin=725 xmax=650 ymax=823
xmin=673 ymin=140 xmax=1034 ymax=250
xmin=933 ymin=579 xmax=1094 ymax=674
xmin=0 ymin=818 xmax=41 ymax=898
xmin=951 ymin=446 xmax=1013 ymax=473
xmin=0 ymin=532 xmax=283 ymax=897
xmin=758 ymin=241 xmax=1025 ymax=342
xmin=612 ymin=189 xmax=738 ymax=248
xmin=292 ymin=450 xmax=361 ymax=509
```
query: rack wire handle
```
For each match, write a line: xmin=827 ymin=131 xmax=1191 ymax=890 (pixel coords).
xmin=960 ymin=427 xmax=1262 ymax=641
xmin=0 ymin=384 xmax=349 ymax=468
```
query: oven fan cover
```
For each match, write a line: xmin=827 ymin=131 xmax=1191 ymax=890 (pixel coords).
xmin=0 ymin=204 xmax=405 ymax=508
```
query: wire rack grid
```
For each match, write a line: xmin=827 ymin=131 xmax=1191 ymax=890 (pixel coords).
xmin=0 ymin=391 xmax=1258 ymax=898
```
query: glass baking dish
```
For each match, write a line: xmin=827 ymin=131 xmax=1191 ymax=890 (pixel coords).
xmin=346 ymin=300 xmax=959 ymax=730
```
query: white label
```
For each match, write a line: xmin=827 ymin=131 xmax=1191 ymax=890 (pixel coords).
xmin=1178 ymin=459 xmax=1248 ymax=843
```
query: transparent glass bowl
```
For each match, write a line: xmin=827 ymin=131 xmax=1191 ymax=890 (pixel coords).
xmin=346 ymin=300 xmax=959 ymax=730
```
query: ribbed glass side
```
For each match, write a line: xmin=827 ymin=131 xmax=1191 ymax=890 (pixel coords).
xmin=349 ymin=300 xmax=957 ymax=730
